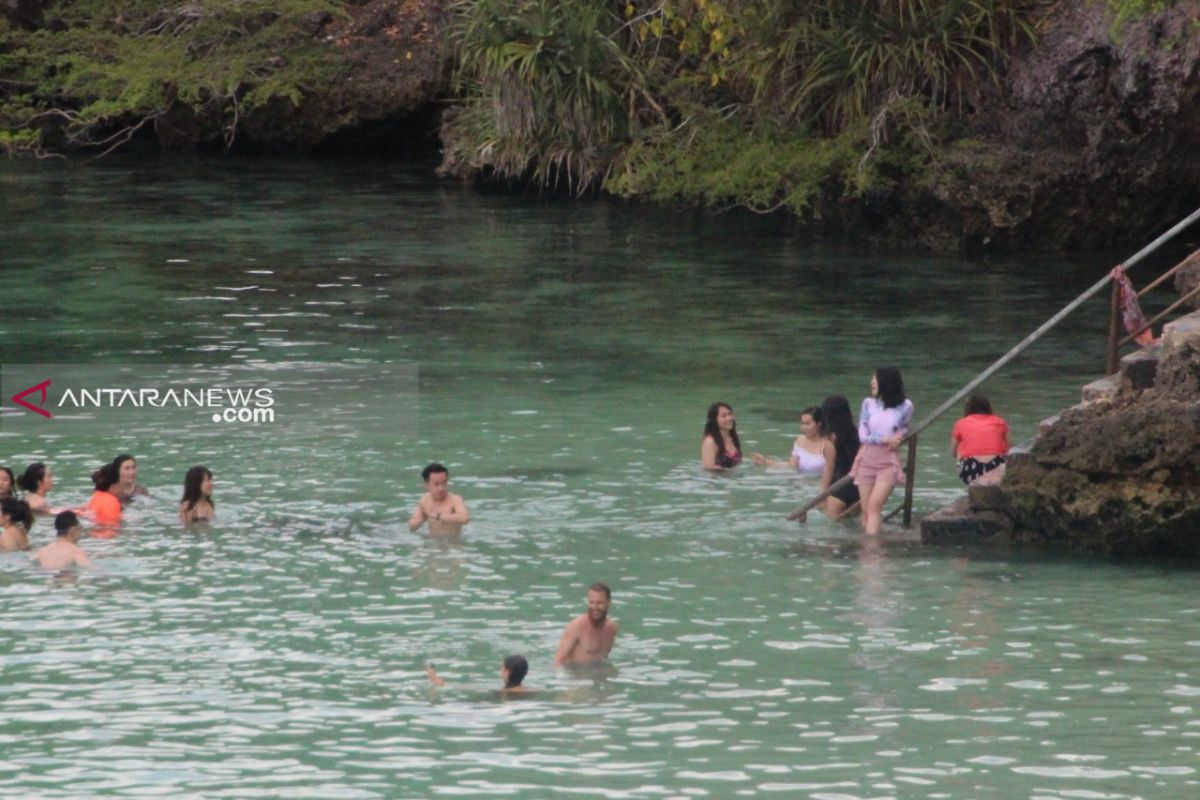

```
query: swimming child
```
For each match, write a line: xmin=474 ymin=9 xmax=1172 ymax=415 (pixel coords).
xmin=426 ymin=654 xmax=530 ymax=695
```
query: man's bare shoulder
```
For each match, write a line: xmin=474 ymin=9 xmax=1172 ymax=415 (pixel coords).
xmin=564 ymin=612 xmax=590 ymax=631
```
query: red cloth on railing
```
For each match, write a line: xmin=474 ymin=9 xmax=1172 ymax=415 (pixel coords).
xmin=1110 ymin=265 xmax=1156 ymax=346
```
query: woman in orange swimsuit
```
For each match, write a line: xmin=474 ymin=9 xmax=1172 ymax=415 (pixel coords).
xmin=86 ymin=462 xmax=122 ymax=527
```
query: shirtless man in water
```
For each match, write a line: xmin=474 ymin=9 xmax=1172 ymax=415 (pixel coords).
xmin=554 ymin=582 xmax=618 ymax=666
xmin=34 ymin=511 xmax=92 ymax=571
xmin=408 ymin=463 xmax=470 ymax=536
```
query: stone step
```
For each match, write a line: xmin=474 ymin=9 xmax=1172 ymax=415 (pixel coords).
xmin=1119 ymin=343 xmax=1162 ymax=391
xmin=920 ymin=497 xmax=1013 ymax=545
xmin=1005 ymin=438 xmax=1036 ymax=470
xmin=1157 ymin=308 xmax=1200 ymax=399
xmin=1081 ymin=373 xmax=1126 ymax=403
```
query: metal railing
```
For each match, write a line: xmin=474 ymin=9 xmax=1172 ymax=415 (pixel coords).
xmin=789 ymin=205 xmax=1200 ymax=526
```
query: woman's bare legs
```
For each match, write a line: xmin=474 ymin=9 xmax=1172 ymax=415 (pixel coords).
xmin=862 ymin=479 xmax=894 ymax=535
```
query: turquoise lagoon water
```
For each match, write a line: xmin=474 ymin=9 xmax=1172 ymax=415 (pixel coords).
xmin=1 ymin=158 xmax=1198 ymax=799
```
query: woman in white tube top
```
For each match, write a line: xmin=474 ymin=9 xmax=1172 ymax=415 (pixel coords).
xmin=752 ymin=406 xmax=831 ymax=474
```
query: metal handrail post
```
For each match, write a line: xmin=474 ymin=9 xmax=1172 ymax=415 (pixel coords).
xmin=902 ymin=435 xmax=918 ymax=527
xmin=1107 ymin=281 xmax=1121 ymax=374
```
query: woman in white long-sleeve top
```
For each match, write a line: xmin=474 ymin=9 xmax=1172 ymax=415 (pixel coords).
xmin=851 ymin=367 xmax=913 ymax=535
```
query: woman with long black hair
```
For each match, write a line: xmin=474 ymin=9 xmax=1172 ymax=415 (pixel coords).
xmin=700 ymin=402 xmax=742 ymax=471
xmin=852 ymin=367 xmax=913 ymax=535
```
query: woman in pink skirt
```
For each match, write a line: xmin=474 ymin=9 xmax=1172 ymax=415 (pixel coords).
xmin=852 ymin=367 xmax=913 ymax=535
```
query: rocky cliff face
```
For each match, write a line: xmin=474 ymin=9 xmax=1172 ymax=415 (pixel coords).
xmin=217 ymin=0 xmax=450 ymax=152
xmin=895 ymin=1 xmax=1200 ymax=252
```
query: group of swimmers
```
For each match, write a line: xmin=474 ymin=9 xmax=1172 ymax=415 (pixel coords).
xmin=0 ymin=379 xmax=1009 ymax=688
xmin=400 ymin=464 xmax=617 ymax=692
xmin=701 ymin=367 xmax=1011 ymax=535
xmin=0 ymin=455 xmax=217 ymax=563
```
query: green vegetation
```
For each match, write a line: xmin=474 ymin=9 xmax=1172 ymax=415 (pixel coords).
xmin=443 ymin=0 xmax=1045 ymax=211
xmin=2 ymin=0 xmax=1050 ymax=219
xmin=1106 ymin=0 xmax=1179 ymax=37
xmin=442 ymin=0 xmax=651 ymax=191
xmin=0 ymin=1 xmax=344 ymax=156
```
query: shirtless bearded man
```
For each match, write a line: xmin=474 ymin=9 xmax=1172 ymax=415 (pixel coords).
xmin=554 ymin=582 xmax=618 ymax=666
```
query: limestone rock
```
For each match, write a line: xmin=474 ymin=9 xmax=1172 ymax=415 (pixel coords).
xmin=1155 ymin=311 xmax=1200 ymax=400
xmin=240 ymin=0 xmax=450 ymax=151
xmin=1001 ymin=397 xmax=1200 ymax=556
xmin=1173 ymin=250 xmax=1200 ymax=311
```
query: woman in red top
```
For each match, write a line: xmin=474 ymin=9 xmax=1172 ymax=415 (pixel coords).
xmin=951 ymin=395 xmax=1010 ymax=484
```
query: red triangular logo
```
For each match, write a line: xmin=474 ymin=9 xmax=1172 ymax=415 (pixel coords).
xmin=12 ymin=379 xmax=52 ymax=418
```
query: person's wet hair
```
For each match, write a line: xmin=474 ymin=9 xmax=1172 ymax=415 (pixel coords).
xmin=17 ymin=462 xmax=46 ymax=493
xmin=181 ymin=466 xmax=214 ymax=512
xmin=91 ymin=462 xmax=119 ymax=491
xmin=589 ymin=582 xmax=611 ymax=599
xmin=54 ymin=510 xmax=79 ymax=536
xmin=0 ymin=466 xmax=15 ymax=498
xmin=421 ymin=463 xmax=448 ymax=482
xmin=503 ymin=654 xmax=529 ymax=688
xmin=1 ymin=497 xmax=33 ymax=531
xmin=875 ymin=367 xmax=907 ymax=409
xmin=821 ymin=395 xmax=860 ymax=468
xmin=112 ymin=454 xmax=136 ymax=476
xmin=965 ymin=394 xmax=993 ymax=416
xmin=703 ymin=402 xmax=741 ymax=454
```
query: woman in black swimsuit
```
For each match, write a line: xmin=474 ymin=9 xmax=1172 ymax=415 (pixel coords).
xmin=818 ymin=395 xmax=861 ymax=519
